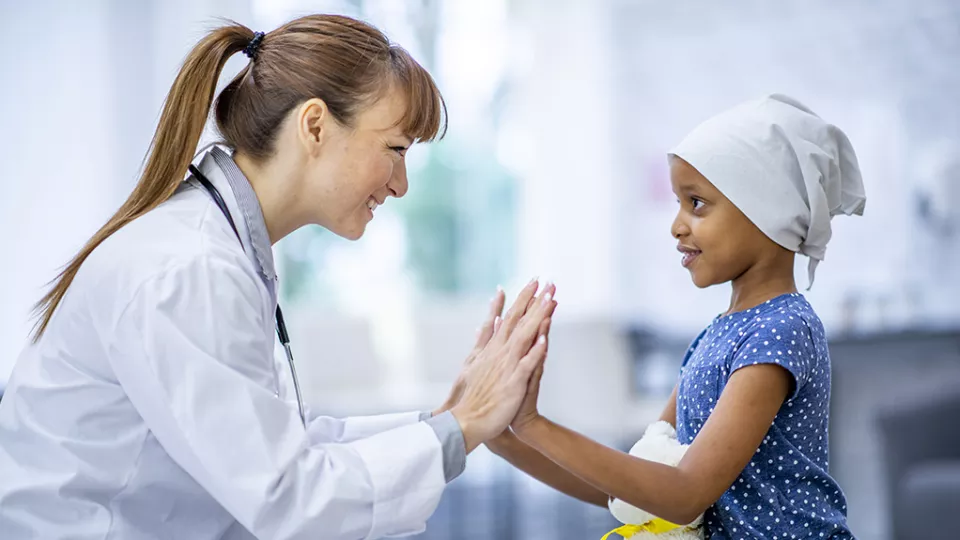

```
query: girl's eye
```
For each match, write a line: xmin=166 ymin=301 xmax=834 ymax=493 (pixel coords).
xmin=389 ymin=146 xmax=407 ymax=156
xmin=692 ymin=198 xmax=704 ymax=211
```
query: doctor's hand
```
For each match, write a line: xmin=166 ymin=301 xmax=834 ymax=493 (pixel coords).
xmin=451 ymin=279 xmax=557 ymax=454
xmin=433 ymin=287 xmax=506 ymax=417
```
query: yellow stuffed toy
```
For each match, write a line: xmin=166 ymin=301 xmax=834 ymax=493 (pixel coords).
xmin=602 ymin=421 xmax=704 ymax=540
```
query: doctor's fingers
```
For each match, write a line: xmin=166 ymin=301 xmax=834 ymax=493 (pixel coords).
xmin=469 ymin=292 xmax=552 ymax=378
xmin=473 ymin=288 xmax=506 ymax=355
xmin=498 ymin=281 xmax=554 ymax=347
xmin=510 ymin=330 xmax=550 ymax=389
xmin=494 ymin=282 xmax=551 ymax=353
xmin=470 ymin=301 xmax=549 ymax=383
xmin=524 ymin=281 xmax=554 ymax=313
xmin=507 ymin=296 xmax=557 ymax=359
xmin=493 ymin=279 xmax=541 ymax=343
xmin=536 ymin=317 xmax=552 ymax=347
xmin=526 ymin=318 xmax=552 ymax=392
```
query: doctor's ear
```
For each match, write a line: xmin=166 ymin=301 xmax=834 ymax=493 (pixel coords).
xmin=297 ymin=98 xmax=331 ymax=154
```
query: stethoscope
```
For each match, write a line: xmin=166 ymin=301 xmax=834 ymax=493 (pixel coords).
xmin=188 ymin=164 xmax=307 ymax=428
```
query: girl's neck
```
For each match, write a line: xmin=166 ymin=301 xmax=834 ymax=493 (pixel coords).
xmin=726 ymin=257 xmax=798 ymax=316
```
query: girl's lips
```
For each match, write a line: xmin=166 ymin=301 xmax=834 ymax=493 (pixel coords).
xmin=681 ymin=251 xmax=700 ymax=268
xmin=677 ymin=245 xmax=702 ymax=268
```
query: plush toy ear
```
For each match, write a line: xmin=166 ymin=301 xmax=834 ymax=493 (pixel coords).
xmin=643 ymin=420 xmax=678 ymax=439
xmin=627 ymin=421 xmax=688 ymax=468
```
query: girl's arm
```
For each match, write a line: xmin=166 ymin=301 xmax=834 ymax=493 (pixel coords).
xmin=486 ymin=382 xmax=677 ymax=507
xmin=484 ymin=328 xmax=608 ymax=508
xmin=486 ymin=430 xmax=609 ymax=507
xmin=511 ymin=364 xmax=791 ymax=525
xmin=658 ymin=384 xmax=678 ymax=427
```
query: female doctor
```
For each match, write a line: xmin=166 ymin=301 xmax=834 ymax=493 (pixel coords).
xmin=0 ymin=14 xmax=557 ymax=540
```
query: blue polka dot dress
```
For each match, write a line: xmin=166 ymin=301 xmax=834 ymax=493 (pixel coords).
xmin=676 ymin=293 xmax=854 ymax=539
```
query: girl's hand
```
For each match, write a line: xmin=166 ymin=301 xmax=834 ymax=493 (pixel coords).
xmin=511 ymin=316 xmax=552 ymax=434
xmin=450 ymin=280 xmax=556 ymax=453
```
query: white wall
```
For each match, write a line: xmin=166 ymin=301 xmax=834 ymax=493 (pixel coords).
xmin=1 ymin=1 xmax=119 ymax=383
xmin=510 ymin=0 xmax=622 ymax=320
xmin=0 ymin=0 xmax=251 ymax=384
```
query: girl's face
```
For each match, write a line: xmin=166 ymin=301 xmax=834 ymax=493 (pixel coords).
xmin=669 ymin=156 xmax=784 ymax=288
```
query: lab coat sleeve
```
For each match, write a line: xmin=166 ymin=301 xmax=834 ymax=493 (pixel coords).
xmin=105 ymin=255 xmax=447 ymax=540
xmin=306 ymin=411 xmax=425 ymax=445
xmin=308 ymin=411 xmax=466 ymax=483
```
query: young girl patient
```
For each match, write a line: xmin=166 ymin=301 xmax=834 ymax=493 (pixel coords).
xmin=487 ymin=94 xmax=866 ymax=539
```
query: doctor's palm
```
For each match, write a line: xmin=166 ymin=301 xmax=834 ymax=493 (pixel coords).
xmin=451 ymin=281 xmax=557 ymax=453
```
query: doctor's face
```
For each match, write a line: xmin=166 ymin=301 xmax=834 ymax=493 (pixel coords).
xmin=303 ymin=87 xmax=412 ymax=240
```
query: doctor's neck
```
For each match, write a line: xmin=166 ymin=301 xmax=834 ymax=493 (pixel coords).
xmin=232 ymin=150 xmax=304 ymax=245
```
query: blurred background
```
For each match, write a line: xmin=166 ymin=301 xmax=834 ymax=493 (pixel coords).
xmin=2 ymin=0 xmax=960 ymax=539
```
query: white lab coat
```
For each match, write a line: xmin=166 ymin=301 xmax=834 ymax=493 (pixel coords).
xmin=0 ymin=154 xmax=448 ymax=539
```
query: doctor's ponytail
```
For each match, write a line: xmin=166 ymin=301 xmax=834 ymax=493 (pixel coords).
xmin=32 ymin=16 xmax=446 ymax=341
xmin=31 ymin=24 xmax=261 ymax=340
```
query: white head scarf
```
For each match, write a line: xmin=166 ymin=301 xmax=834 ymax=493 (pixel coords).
xmin=668 ymin=94 xmax=866 ymax=288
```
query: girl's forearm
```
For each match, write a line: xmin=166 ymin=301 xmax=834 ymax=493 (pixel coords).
xmin=514 ymin=416 xmax=703 ymax=525
xmin=486 ymin=430 xmax=609 ymax=507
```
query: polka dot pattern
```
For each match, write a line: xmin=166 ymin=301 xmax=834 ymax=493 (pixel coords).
xmin=676 ymin=294 xmax=854 ymax=539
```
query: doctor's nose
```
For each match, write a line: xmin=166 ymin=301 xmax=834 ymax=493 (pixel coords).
xmin=388 ymin=162 xmax=408 ymax=199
